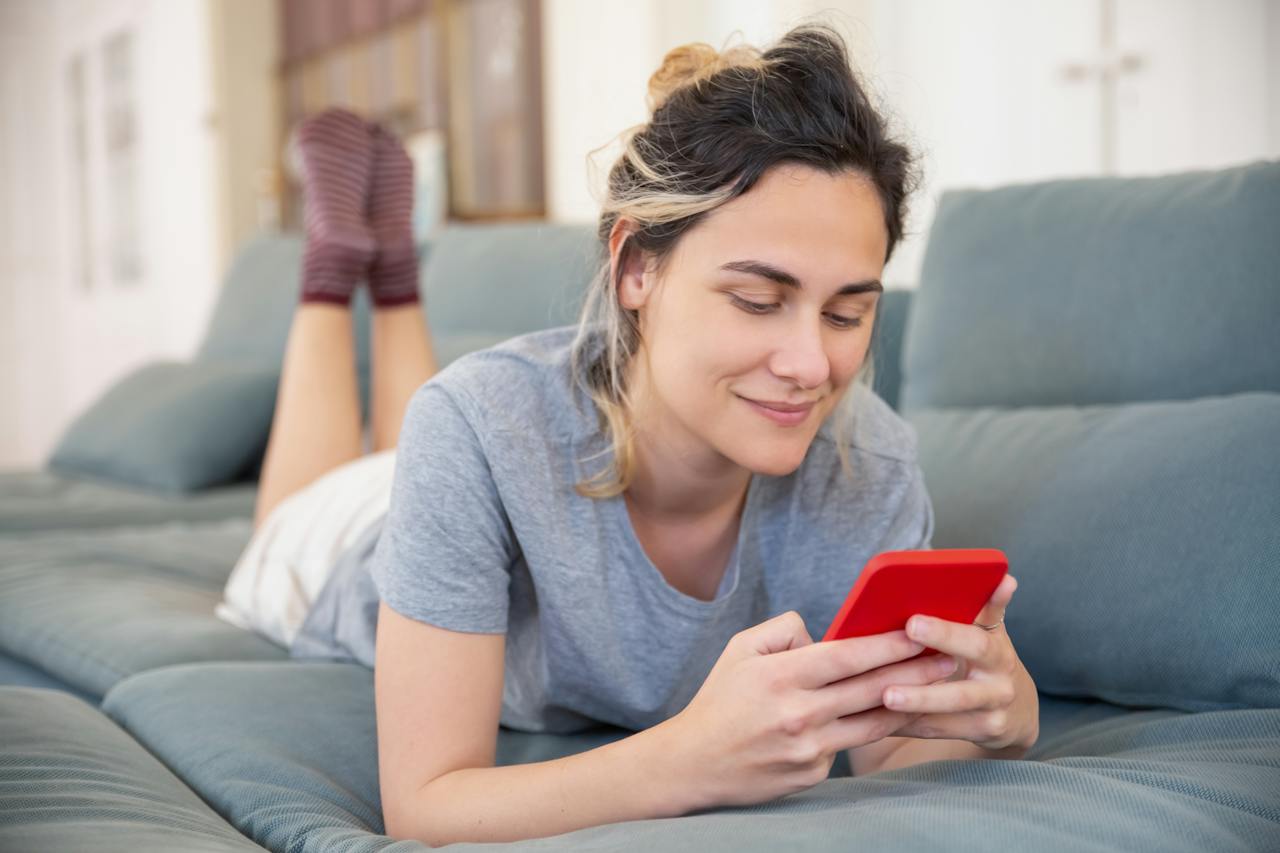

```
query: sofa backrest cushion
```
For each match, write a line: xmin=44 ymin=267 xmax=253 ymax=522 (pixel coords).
xmin=901 ymin=161 xmax=1280 ymax=712
xmin=911 ymin=391 xmax=1280 ymax=712
xmin=196 ymin=233 xmax=332 ymax=367
xmin=421 ymin=222 xmax=600 ymax=337
xmin=902 ymin=160 xmax=1280 ymax=411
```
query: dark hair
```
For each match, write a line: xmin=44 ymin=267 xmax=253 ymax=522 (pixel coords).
xmin=601 ymin=23 xmax=919 ymax=264
xmin=572 ymin=23 xmax=920 ymax=497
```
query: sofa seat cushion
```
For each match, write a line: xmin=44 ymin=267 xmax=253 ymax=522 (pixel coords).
xmin=0 ymin=521 xmax=286 ymax=699
xmin=0 ymin=469 xmax=256 ymax=534
xmin=909 ymin=391 xmax=1280 ymax=712
xmin=102 ymin=661 xmax=635 ymax=852
xmin=0 ymin=652 xmax=94 ymax=700
xmin=0 ymin=686 xmax=263 ymax=852
xmin=101 ymin=660 xmax=1280 ymax=853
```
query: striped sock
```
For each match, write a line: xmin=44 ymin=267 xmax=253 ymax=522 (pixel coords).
xmin=365 ymin=124 xmax=421 ymax=308
xmin=295 ymin=108 xmax=376 ymax=306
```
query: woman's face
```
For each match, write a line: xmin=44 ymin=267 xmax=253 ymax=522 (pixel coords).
xmin=617 ymin=163 xmax=888 ymax=478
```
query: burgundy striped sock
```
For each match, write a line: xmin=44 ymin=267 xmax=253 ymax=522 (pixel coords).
xmin=295 ymin=109 xmax=376 ymax=306
xmin=365 ymin=124 xmax=421 ymax=308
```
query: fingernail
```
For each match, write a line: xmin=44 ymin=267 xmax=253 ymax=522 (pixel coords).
xmin=937 ymin=656 xmax=958 ymax=675
xmin=908 ymin=617 xmax=931 ymax=638
xmin=885 ymin=689 xmax=903 ymax=706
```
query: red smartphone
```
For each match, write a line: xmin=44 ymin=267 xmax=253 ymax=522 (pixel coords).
xmin=822 ymin=548 xmax=1009 ymax=656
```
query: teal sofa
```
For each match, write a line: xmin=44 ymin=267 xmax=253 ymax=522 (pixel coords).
xmin=1 ymin=161 xmax=1277 ymax=851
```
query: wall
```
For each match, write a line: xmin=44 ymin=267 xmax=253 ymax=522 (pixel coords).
xmin=0 ymin=0 xmax=240 ymax=469
xmin=0 ymin=1 xmax=62 ymax=469
xmin=208 ymin=0 xmax=282 ymax=271
xmin=541 ymin=0 xmax=1280 ymax=289
xmin=1 ymin=0 xmax=1277 ymax=469
xmin=541 ymin=0 xmax=876 ymax=227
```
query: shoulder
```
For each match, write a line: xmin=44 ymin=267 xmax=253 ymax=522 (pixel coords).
xmin=415 ymin=326 xmax=593 ymax=442
xmin=814 ymin=382 xmax=919 ymax=465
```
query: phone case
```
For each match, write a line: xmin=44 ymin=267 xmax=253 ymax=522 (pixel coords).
xmin=822 ymin=548 xmax=1009 ymax=653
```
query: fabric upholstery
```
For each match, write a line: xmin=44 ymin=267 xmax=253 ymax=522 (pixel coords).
xmin=902 ymin=160 xmax=1280 ymax=410
xmin=0 ymin=469 xmax=255 ymax=533
xmin=101 ymin=661 xmax=1280 ymax=853
xmin=0 ymin=686 xmax=264 ymax=852
xmin=0 ymin=521 xmax=286 ymax=699
xmin=419 ymin=222 xmax=598 ymax=337
xmin=0 ymin=653 xmax=94 ymax=702
xmin=910 ymin=391 xmax=1280 ymax=711
xmin=869 ymin=288 xmax=912 ymax=411
xmin=47 ymin=360 xmax=280 ymax=493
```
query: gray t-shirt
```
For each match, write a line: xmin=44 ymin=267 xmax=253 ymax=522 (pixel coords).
xmin=292 ymin=325 xmax=934 ymax=734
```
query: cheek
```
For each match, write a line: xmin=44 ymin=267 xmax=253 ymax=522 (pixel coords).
xmin=651 ymin=308 xmax=761 ymax=390
xmin=829 ymin=334 xmax=871 ymax=382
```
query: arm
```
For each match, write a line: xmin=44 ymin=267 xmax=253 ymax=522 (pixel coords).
xmin=402 ymin=721 xmax=700 ymax=846
xmin=376 ymin=602 xmax=707 ymax=847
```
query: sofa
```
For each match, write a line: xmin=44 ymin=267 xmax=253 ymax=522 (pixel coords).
xmin=1 ymin=160 xmax=1277 ymax=852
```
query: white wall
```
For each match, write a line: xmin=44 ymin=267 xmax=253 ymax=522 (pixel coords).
xmin=542 ymin=0 xmax=876 ymax=225
xmin=0 ymin=0 xmax=221 ymax=468
xmin=0 ymin=1 xmax=62 ymax=469
xmin=540 ymin=0 xmax=1280 ymax=289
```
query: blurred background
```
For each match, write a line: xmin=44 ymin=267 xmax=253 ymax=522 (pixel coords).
xmin=0 ymin=0 xmax=1277 ymax=469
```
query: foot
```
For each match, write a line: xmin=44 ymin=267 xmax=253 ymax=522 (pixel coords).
xmin=365 ymin=124 xmax=421 ymax=308
xmin=295 ymin=108 xmax=376 ymax=306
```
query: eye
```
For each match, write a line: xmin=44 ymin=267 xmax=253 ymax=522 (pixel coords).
xmin=729 ymin=294 xmax=778 ymax=315
xmin=825 ymin=313 xmax=864 ymax=330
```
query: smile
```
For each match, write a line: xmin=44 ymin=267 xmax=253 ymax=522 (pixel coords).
xmin=737 ymin=395 xmax=816 ymax=427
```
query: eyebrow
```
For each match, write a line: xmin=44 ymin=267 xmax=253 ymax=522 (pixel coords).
xmin=719 ymin=259 xmax=883 ymax=296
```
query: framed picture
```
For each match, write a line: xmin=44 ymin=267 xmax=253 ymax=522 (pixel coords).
xmin=276 ymin=0 xmax=543 ymax=228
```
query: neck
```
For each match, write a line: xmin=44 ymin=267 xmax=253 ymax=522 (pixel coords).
xmin=623 ymin=355 xmax=752 ymax=522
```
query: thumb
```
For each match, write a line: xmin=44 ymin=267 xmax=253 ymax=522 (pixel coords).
xmin=974 ymin=573 xmax=1017 ymax=631
xmin=747 ymin=610 xmax=815 ymax=656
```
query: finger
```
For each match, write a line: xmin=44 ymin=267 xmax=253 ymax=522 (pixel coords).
xmin=822 ymin=706 xmax=922 ymax=754
xmin=891 ymin=710 xmax=981 ymax=741
xmin=973 ymin=573 xmax=1017 ymax=631
xmin=882 ymin=676 xmax=1014 ymax=714
xmin=790 ymin=630 xmax=926 ymax=689
xmin=905 ymin=615 xmax=1006 ymax=670
xmin=812 ymin=652 xmax=959 ymax=723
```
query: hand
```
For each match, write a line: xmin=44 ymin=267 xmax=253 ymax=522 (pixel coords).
xmin=664 ymin=610 xmax=956 ymax=811
xmin=881 ymin=574 xmax=1039 ymax=751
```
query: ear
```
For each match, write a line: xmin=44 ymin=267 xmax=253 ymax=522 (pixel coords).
xmin=608 ymin=218 xmax=651 ymax=311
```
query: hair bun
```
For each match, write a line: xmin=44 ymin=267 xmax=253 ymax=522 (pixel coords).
xmin=647 ymin=42 xmax=763 ymax=114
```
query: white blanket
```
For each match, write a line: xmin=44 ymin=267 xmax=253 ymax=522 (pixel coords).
xmin=215 ymin=449 xmax=397 ymax=649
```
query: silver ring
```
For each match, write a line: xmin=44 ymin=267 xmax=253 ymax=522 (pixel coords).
xmin=975 ymin=616 xmax=1004 ymax=632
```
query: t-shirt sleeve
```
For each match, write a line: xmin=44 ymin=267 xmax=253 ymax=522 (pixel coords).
xmin=368 ymin=382 xmax=515 ymax=634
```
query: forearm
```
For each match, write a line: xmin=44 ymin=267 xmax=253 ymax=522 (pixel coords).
xmin=858 ymin=735 xmax=1030 ymax=775
xmin=390 ymin=720 xmax=702 ymax=846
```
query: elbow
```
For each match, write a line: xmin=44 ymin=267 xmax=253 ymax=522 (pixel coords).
xmin=380 ymin=782 xmax=431 ymax=844
xmin=381 ymin=803 xmax=409 ymax=843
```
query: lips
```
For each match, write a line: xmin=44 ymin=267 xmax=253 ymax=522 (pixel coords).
xmin=750 ymin=399 xmax=815 ymax=413
xmin=737 ymin=394 xmax=817 ymax=426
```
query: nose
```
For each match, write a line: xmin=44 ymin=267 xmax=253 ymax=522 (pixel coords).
xmin=767 ymin=317 xmax=831 ymax=391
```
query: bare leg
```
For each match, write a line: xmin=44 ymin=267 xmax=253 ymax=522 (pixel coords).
xmin=253 ymin=304 xmax=363 ymax=528
xmin=371 ymin=304 xmax=439 ymax=452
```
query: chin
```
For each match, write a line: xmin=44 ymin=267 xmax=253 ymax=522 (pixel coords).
xmin=732 ymin=443 xmax=811 ymax=477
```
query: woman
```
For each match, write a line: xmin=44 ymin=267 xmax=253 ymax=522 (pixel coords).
xmin=220 ymin=24 xmax=1039 ymax=847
